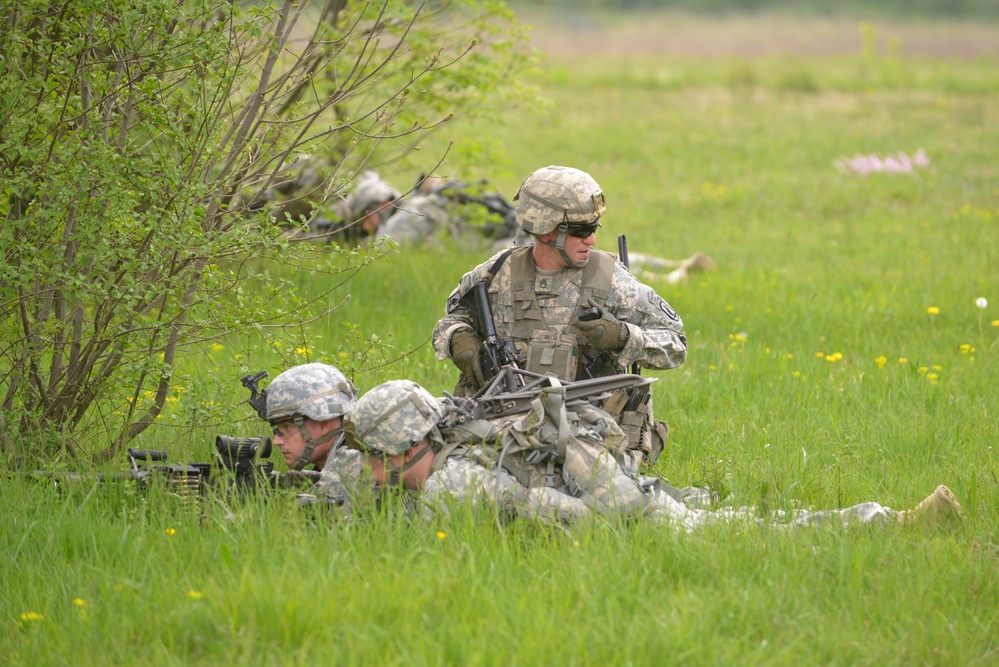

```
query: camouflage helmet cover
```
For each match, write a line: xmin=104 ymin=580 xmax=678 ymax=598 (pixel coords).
xmin=346 ymin=170 xmax=400 ymax=217
xmin=513 ymin=165 xmax=606 ymax=235
xmin=264 ymin=363 xmax=356 ymax=423
xmin=344 ymin=380 xmax=442 ymax=455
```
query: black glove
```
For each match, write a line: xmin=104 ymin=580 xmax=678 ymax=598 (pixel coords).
xmin=450 ymin=329 xmax=486 ymax=388
xmin=576 ymin=299 xmax=629 ymax=352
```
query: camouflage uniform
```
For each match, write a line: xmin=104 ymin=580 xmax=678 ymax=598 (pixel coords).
xmin=309 ymin=170 xmax=513 ymax=245
xmin=432 ymin=166 xmax=686 ymax=464
xmin=422 ymin=451 xmax=911 ymax=531
xmin=375 ymin=177 xmax=518 ymax=247
xmin=375 ymin=193 xmax=454 ymax=246
xmin=318 ymin=379 xmax=956 ymax=530
xmin=432 ymin=246 xmax=687 ymax=377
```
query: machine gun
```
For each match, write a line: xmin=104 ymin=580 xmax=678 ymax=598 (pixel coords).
xmin=24 ymin=434 xmax=282 ymax=498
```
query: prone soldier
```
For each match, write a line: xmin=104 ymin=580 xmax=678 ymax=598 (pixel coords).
xmin=321 ymin=379 xmax=964 ymax=531
xmin=245 ymin=363 xmax=357 ymax=472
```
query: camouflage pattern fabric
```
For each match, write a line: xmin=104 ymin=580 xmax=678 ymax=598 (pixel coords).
xmin=263 ymin=362 xmax=356 ymax=422
xmin=315 ymin=445 xmax=367 ymax=500
xmin=343 ymin=379 xmax=442 ymax=456
xmin=422 ymin=454 xmax=905 ymax=531
xmin=514 ymin=165 xmax=605 ymax=235
xmin=432 ymin=247 xmax=687 ymax=374
xmin=346 ymin=170 xmax=400 ymax=215
xmin=375 ymin=194 xmax=454 ymax=246
xmin=312 ymin=381 xmax=930 ymax=531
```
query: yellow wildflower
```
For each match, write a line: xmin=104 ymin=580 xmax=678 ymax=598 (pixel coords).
xmin=875 ymin=356 xmax=888 ymax=368
xmin=73 ymin=598 xmax=87 ymax=608
xmin=187 ymin=591 xmax=205 ymax=600
xmin=20 ymin=612 xmax=44 ymax=622
xmin=932 ymin=365 xmax=942 ymax=371
xmin=436 ymin=531 xmax=447 ymax=541
xmin=898 ymin=357 xmax=908 ymax=364
xmin=786 ymin=353 xmax=794 ymax=360
xmin=166 ymin=528 xmax=176 ymax=536
xmin=815 ymin=352 xmax=825 ymax=359
xmin=210 ymin=343 xmax=224 ymax=352
xmin=294 ymin=347 xmax=310 ymax=356
xmin=926 ymin=306 xmax=940 ymax=315
xmin=927 ymin=373 xmax=938 ymax=381
xmin=992 ymin=320 xmax=999 ymax=327
xmin=708 ymin=365 xmax=717 ymax=371
xmin=917 ymin=366 xmax=928 ymax=373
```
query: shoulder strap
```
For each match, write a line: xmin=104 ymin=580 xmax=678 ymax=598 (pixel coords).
xmin=580 ymin=249 xmax=616 ymax=301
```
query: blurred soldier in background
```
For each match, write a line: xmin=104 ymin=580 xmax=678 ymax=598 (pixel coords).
xmin=257 ymin=161 xmax=717 ymax=284
xmin=319 ymin=379 xmax=964 ymax=531
xmin=257 ymin=162 xmax=517 ymax=247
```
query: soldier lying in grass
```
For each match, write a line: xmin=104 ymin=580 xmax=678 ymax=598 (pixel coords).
xmin=314 ymin=379 xmax=963 ymax=531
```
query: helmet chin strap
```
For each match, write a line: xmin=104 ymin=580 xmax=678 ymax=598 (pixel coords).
xmin=540 ymin=223 xmax=588 ymax=269
xmin=292 ymin=415 xmax=341 ymax=471
xmin=384 ymin=437 xmax=443 ymax=486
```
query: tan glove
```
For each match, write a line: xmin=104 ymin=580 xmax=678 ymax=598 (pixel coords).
xmin=450 ymin=329 xmax=486 ymax=388
xmin=576 ymin=299 xmax=629 ymax=352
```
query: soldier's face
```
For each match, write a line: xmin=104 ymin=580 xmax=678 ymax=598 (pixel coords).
xmin=537 ymin=227 xmax=597 ymax=268
xmin=361 ymin=201 xmax=392 ymax=235
xmin=272 ymin=417 xmax=342 ymax=467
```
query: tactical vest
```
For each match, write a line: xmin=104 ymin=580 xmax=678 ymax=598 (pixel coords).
xmin=500 ymin=246 xmax=617 ymax=381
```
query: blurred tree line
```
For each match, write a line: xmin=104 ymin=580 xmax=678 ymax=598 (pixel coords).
xmin=510 ymin=0 xmax=999 ymax=20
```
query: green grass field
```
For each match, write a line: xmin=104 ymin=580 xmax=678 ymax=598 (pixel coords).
xmin=3 ymin=12 xmax=998 ymax=666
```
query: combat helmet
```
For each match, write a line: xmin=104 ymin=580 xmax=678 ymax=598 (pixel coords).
xmin=344 ymin=380 xmax=442 ymax=455
xmin=258 ymin=363 xmax=356 ymax=470
xmin=346 ymin=170 xmax=400 ymax=222
xmin=264 ymin=363 xmax=356 ymax=423
xmin=513 ymin=165 xmax=606 ymax=268
xmin=343 ymin=380 xmax=444 ymax=486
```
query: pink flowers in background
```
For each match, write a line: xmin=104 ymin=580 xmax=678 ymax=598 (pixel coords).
xmin=836 ymin=148 xmax=930 ymax=176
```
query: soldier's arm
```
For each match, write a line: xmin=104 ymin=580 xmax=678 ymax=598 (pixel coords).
xmin=421 ymin=455 xmax=591 ymax=524
xmin=432 ymin=253 xmax=506 ymax=360
xmin=606 ymin=265 xmax=687 ymax=371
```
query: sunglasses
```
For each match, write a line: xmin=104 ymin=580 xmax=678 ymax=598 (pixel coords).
xmin=566 ymin=221 xmax=601 ymax=238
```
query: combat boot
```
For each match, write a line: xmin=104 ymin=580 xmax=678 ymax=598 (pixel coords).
xmin=897 ymin=485 xmax=964 ymax=525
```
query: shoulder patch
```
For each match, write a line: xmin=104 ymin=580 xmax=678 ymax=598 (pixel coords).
xmin=647 ymin=289 xmax=679 ymax=321
xmin=446 ymin=288 xmax=462 ymax=314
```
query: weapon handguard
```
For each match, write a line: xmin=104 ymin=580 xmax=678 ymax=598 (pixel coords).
xmin=469 ymin=365 xmax=654 ymax=419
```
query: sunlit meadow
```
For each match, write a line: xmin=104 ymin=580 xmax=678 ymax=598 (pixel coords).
xmin=3 ymin=11 xmax=998 ymax=666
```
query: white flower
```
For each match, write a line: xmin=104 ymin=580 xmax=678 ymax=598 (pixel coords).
xmin=976 ymin=297 xmax=988 ymax=309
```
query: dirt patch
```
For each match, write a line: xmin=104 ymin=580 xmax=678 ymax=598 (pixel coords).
xmin=520 ymin=11 xmax=999 ymax=58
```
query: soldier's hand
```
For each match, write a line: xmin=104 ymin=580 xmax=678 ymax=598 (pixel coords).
xmin=450 ymin=329 xmax=486 ymax=388
xmin=576 ymin=299 xmax=629 ymax=352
